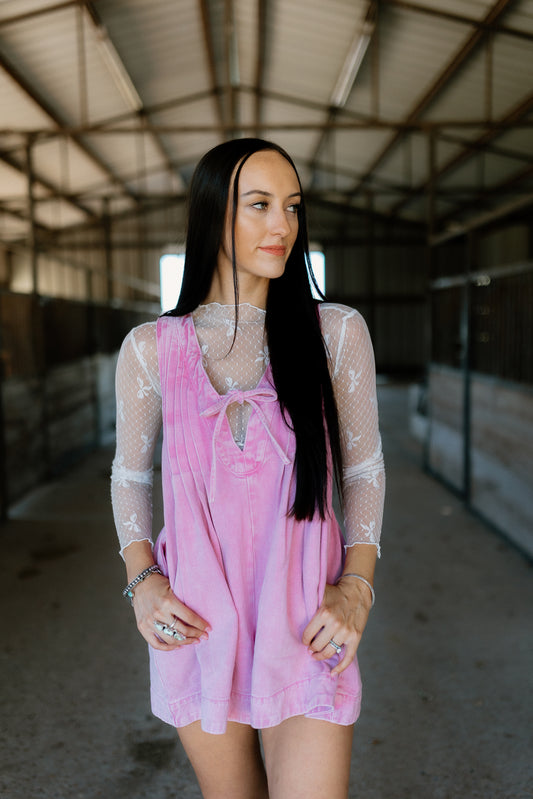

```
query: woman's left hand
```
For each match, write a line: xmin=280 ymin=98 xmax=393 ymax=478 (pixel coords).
xmin=302 ymin=577 xmax=373 ymax=676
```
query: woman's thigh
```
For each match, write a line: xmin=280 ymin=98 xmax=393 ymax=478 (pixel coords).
xmin=177 ymin=720 xmax=269 ymax=799
xmin=261 ymin=716 xmax=354 ymax=799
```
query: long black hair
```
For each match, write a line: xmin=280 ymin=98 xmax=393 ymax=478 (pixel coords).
xmin=167 ymin=138 xmax=342 ymax=520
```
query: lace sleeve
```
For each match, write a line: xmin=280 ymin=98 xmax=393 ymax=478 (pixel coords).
xmin=321 ymin=304 xmax=385 ymax=556
xmin=111 ymin=322 xmax=162 ymax=558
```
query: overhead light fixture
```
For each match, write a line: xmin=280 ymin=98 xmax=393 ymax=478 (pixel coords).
xmin=330 ymin=4 xmax=375 ymax=109
xmin=89 ymin=11 xmax=143 ymax=112
xmin=228 ymin=21 xmax=240 ymax=87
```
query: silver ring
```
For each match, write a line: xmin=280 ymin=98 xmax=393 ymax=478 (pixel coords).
xmin=154 ymin=620 xmax=186 ymax=642
xmin=167 ymin=628 xmax=186 ymax=642
xmin=328 ymin=639 xmax=342 ymax=655
xmin=169 ymin=618 xmax=177 ymax=629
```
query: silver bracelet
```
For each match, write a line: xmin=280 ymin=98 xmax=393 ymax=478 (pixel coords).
xmin=339 ymin=573 xmax=375 ymax=608
xmin=122 ymin=565 xmax=162 ymax=603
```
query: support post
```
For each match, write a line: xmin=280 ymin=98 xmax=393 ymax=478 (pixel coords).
xmin=371 ymin=0 xmax=380 ymax=119
xmin=365 ymin=191 xmax=376 ymax=349
xmin=423 ymin=130 xmax=437 ymax=472
xmin=422 ymin=244 xmax=433 ymax=474
xmin=26 ymin=136 xmax=52 ymax=478
xmin=102 ymin=197 xmax=113 ymax=303
xmin=25 ymin=136 xmax=39 ymax=295
xmin=0 ymin=293 xmax=7 ymax=520
xmin=461 ymin=233 xmax=474 ymax=504
xmin=426 ymin=129 xmax=436 ymax=242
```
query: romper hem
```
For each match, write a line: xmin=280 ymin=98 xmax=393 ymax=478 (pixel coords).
xmin=150 ymin=668 xmax=361 ymax=734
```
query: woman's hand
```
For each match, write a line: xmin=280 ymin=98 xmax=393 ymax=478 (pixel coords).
xmin=131 ymin=573 xmax=211 ymax=651
xmin=302 ymin=577 xmax=373 ymax=676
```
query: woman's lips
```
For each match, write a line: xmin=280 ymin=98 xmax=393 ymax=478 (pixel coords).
xmin=259 ymin=246 xmax=287 ymax=256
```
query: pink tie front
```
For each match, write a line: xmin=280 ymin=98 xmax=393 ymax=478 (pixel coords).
xmin=201 ymin=387 xmax=291 ymax=501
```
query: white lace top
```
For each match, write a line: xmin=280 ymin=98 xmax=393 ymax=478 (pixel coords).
xmin=111 ymin=302 xmax=385 ymax=557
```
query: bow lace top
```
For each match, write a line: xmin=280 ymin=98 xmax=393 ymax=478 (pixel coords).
xmin=111 ymin=302 xmax=385 ymax=556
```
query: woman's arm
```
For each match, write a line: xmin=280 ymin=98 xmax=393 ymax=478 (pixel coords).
xmin=111 ymin=323 xmax=161 ymax=556
xmin=112 ymin=324 xmax=210 ymax=649
xmin=303 ymin=306 xmax=385 ymax=674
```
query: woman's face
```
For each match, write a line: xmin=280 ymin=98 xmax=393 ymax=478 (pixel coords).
xmin=217 ymin=149 xmax=301 ymax=289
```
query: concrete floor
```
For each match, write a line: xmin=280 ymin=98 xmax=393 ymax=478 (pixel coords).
xmin=0 ymin=385 xmax=531 ymax=799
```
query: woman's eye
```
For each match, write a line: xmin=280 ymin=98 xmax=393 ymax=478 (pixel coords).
xmin=251 ymin=201 xmax=268 ymax=210
xmin=287 ymin=204 xmax=300 ymax=214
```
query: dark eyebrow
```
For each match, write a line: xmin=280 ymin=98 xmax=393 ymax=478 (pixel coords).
xmin=241 ymin=190 xmax=302 ymax=199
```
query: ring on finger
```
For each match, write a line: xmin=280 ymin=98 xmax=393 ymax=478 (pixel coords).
xmin=168 ymin=628 xmax=186 ymax=642
xmin=169 ymin=618 xmax=177 ymax=629
xmin=154 ymin=620 xmax=186 ymax=642
xmin=328 ymin=638 xmax=342 ymax=655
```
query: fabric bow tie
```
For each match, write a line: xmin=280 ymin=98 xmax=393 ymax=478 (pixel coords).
xmin=201 ymin=387 xmax=291 ymax=501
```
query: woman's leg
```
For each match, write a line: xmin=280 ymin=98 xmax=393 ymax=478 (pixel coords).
xmin=177 ymin=720 xmax=269 ymax=799
xmin=261 ymin=716 xmax=354 ymax=799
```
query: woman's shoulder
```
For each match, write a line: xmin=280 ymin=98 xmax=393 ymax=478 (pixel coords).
xmin=319 ymin=302 xmax=368 ymax=339
xmin=122 ymin=319 xmax=157 ymax=348
xmin=319 ymin=303 xmax=372 ymax=376
xmin=119 ymin=321 xmax=158 ymax=371
xmin=319 ymin=301 xmax=357 ymax=317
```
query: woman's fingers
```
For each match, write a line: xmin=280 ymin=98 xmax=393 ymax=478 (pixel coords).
xmin=301 ymin=615 xmax=322 ymax=648
xmin=140 ymin=616 xmax=203 ymax=650
xmin=169 ymin=601 xmax=211 ymax=636
xmin=331 ymin=640 xmax=359 ymax=676
xmin=310 ymin=630 xmax=346 ymax=658
xmin=302 ymin=582 xmax=370 ymax=671
xmin=131 ymin=574 xmax=211 ymax=648
xmin=150 ymin=622 xmax=202 ymax=650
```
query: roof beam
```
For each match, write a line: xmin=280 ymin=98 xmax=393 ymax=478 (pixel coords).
xmin=253 ymin=0 xmax=268 ymax=134
xmin=347 ymin=0 xmax=517 ymax=198
xmin=0 ymin=1 xmax=77 ymax=29
xmin=389 ymin=89 xmax=533 ymax=216
xmin=224 ymin=0 xmax=239 ymax=135
xmin=0 ymin=144 xmax=98 ymax=221
xmin=0 ymin=202 xmax=51 ymax=232
xmin=381 ymin=0 xmax=533 ymax=43
xmin=305 ymin=191 xmax=424 ymax=228
xmin=439 ymin=131 xmax=533 ymax=167
xmin=198 ymin=0 xmax=226 ymax=134
xmin=430 ymin=192 xmax=533 ymax=246
xmin=0 ymin=46 xmax=139 ymax=206
xmin=437 ymin=162 xmax=533 ymax=226
xmin=42 ymin=182 xmax=532 ymax=207
xmin=6 ymin=117 xmax=532 ymax=138
xmin=50 ymin=89 xmax=214 ymax=134
xmin=80 ymin=0 xmax=183 ymax=192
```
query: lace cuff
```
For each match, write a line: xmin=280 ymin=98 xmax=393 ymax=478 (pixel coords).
xmin=120 ymin=536 xmax=154 ymax=559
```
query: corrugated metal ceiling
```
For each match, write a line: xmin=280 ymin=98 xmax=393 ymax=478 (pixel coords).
xmin=0 ymin=0 xmax=532 ymax=245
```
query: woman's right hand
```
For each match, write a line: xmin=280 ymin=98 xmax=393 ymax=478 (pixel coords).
xmin=131 ymin=572 xmax=211 ymax=650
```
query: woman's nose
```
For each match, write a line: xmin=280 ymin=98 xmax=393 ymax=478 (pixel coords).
xmin=269 ymin=206 xmax=291 ymax=236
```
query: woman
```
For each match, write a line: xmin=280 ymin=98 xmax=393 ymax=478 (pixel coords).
xmin=111 ymin=138 xmax=385 ymax=799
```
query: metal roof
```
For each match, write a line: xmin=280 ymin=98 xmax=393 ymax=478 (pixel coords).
xmin=0 ymin=0 xmax=532 ymax=247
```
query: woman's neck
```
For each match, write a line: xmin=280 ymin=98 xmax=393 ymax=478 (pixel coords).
xmin=204 ymin=270 xmax=269 ymax=309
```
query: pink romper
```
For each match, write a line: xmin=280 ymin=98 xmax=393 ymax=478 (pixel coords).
xmin=149 ymin=313 xmax=362 ymax=734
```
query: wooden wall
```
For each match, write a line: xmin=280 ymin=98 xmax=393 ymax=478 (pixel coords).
xmin=419 ymin=365 xmax=533 ymax=558
xmin=0 ymin=293 xmax=153 ymax=513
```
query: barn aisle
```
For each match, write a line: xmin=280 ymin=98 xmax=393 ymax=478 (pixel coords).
xmin=0 ymin=385 xmax=531 ymax=799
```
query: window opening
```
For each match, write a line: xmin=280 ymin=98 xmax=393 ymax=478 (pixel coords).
xmin=160 ymin=249 xmax=326 ymax=311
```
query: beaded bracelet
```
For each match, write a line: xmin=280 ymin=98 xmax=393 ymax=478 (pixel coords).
xmin=122 ymin=565 xmax=163 ymax=603
xmin=339 ymin=572 xmax=375 ymax=608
